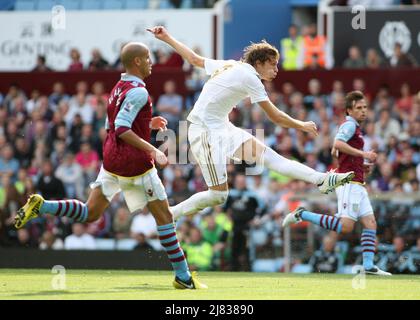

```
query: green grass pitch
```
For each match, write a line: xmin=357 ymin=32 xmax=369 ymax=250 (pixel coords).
xmin=0 ymin=269 xmax=419 ymax=300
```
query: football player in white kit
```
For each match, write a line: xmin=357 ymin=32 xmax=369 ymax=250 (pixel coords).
xmin=147 ymin=26 xmax=354 ymax=220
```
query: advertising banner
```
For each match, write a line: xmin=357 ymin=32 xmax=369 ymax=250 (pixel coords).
xmin=0 ymin=9 xmax=213 ymax=71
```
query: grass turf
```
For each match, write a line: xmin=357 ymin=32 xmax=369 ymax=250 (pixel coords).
xmin=0 ymin=269 xmax=419 ymax=300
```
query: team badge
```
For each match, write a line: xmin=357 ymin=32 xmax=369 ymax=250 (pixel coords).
xmin=124 ymin=102 xmax=133 ymax=112
xmin=147 ymin=189 xmax=153 ymax=197
xmin=352 ymin=203 xmax=359 ymax=212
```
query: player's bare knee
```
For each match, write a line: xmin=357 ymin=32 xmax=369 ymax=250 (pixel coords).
xmin=341 ymin=223 xmax=353 ymax=234
xmin=366 ymin=218 xmax=377 ymax=230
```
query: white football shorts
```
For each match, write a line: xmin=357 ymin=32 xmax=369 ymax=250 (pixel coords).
xmin=90 ymin=166 xmax=167 ymax=213
xmin=188 ymin=122 xmax=254 ymax=187
xmin=335 ymin=182 xmax=374 ymax=221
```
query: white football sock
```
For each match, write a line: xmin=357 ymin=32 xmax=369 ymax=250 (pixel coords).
xmin=262 ymin=147 xmax=326 ymax=185
xmin=171 ymin=189 xmax=229 ymax=220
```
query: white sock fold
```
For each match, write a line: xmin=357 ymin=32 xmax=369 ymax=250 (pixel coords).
xmin=171 ymin=189 xmax=229 ymax=220
xmin=262 ymin=147 xmax=326 ymax=185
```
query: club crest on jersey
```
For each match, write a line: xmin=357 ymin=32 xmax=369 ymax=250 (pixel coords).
xmin=343 ymin=203 xmax=347 ymax=209
xmin=146 ymin=189 xmax=153 ymax=197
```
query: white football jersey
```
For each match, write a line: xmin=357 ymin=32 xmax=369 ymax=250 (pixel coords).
xmin=187 ymin=58 xmax=269 ymax=129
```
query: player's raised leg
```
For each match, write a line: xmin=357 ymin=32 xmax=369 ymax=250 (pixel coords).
xmin=15 ymin=194 xmax=90 ymax=229
xmin=237 ymin=137 xmax=354 ymax=194
xmin=147 ymin=199 xmax=208 ymax=289
xmin=282 ymin=207 xmax=352 ymax=234
xmin=14 ymin=188 xmax=110 ymax=229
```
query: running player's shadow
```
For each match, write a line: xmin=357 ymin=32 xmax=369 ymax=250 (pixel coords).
xmin=10 ymin=284 xmax=173 ymax=297
xmin=114 ymin=284 xmax=172 ymax=291
xmin=12 ymin=290 xmax=82 ymax=297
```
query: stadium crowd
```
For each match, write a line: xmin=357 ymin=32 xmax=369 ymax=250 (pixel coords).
xmin=0 ymin=42 xmax=419 ymax=274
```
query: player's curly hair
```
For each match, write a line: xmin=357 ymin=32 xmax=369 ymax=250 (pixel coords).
xmin=344 ymin=90 xmax=365 ymax=115
xmin=242 ymin=40 xmax=279 ymax=67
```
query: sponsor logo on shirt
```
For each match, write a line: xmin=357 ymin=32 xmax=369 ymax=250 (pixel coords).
xmin=124 ymin=102 xmax=133 ymax=112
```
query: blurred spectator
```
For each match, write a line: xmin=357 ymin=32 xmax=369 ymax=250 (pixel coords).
xmin=26 ymin=89 xmax=40 ymax=114
xmin=152 ymin=48 xmax=184 ymax=69
xmin=298 ymin=23 xmax=333 ymax=69
xmin=31 ymin=55 xmax=53 ymax=72
xmin=280 ymin=24 xmax=302 ymax=71
xmin=405 ymin=238 xmax=420 ymax=273
xmin=80 ymin=124 xmax=101 ymax=155
xmin=352 ymin=78 xmax=372 ymax=103
xmin=130 ymin=209 xmax=158 ymax=240
xmin=88 ymin=81 xmax=109 ymax=109
xmin=2 ymin=84 xmax=26 ymax=113
xmin=68 ymin=115 xmax=84 ymax=153
xmin=0 ymin=144 xmax=20 ymax=181
xmin=133 ymin=232 xmax=155 ymax=251
xmin=396 ymin=83 xmax=414 ymax=116
xmin=303 ymin=78 xmax=326 ymax=110
xmin=0 ymin=174 xmax=24 ymax=220
xmin=224 ymin=174 xmax=263 ymax=271
xmin=374 ymin=109 xmax=401 ymax=143
xmin=39 ymin=230 xmax=64 ymax=250
xmin=49 ymin=82 xmax=69 ymax=108
xmin=156 ymin=80 xmax=183 ymax=132
xmin=200 ymin=212 xmax=230 ymax=270
xmin=55 ymin=152 xmax=84 ymax=199
xmin=37 ymin=160 xmax=66 ymax=200
xmin=172 ymin=176 xmax=194 ymax=206
xmin=68 ymin=48 xmax=84 ymax=71
xmin=200 ymin=214 xmax=229 ymax=251
xmin=64 ymin=223 xmax=96 ymax=250
xmin=365 ymin=48 xmax=385 ymax=69
xmin=384 ymin=236 xmax=410 ymax=274
xmin=309 ymin=235 xmax=340 ymax=273
xmin=183 ymin=226 xmax=213 ymax=271
xmin=113 ymin=207 xmax=132 ymax=239
xmin=92 ymin=100 xmax=107 ymax=134
xmin=14 ymin=228 xmax=38 ymax=248
xmin=88 ymin=49 xmax=110 ymax=71
xmin=66 ymin=92 xmax=94 ymax=126
xmin=388 ymin=42 xmax=418 ymax=68
xmin=342 ymin=45 xmax=365 ymax=69
xmin=75 ymin=141 xmax=99 ymax=185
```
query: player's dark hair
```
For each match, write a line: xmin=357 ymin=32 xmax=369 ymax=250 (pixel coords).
xmin=344 ymin=90 xmax=365 ymax=115
xmin=242 ymin=40 xmax=279 ymax=67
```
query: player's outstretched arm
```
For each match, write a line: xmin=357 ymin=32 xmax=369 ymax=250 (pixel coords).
xmin=258 ymin=100 xmax=318 ymax=136
xmin=147 ymin=26 xmax=205 ymax=68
